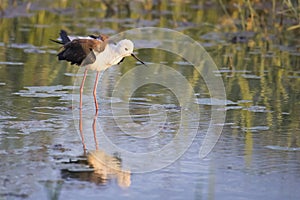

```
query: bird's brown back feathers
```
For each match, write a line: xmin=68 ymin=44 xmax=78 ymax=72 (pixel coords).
xmin=52 ymin=30 xmax=108 ymax=66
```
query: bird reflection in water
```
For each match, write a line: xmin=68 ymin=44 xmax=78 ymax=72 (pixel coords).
xmin=88 ymin=149 xmax=131 ymax=188
xmin=61 ymin=109 xmax=131 ymax=188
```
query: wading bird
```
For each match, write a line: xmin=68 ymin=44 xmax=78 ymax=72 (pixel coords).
xmin=51 ymin=30 xmax=146 ymax=111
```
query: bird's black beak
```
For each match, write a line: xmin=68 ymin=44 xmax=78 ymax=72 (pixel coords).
xmin=131 ymin=53 xmax=147 ymax=66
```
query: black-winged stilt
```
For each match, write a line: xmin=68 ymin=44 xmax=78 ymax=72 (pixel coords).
xmin=51 ymin=30 xmax=146 ymax=111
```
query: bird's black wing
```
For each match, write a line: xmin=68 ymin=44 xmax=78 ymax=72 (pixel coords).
xmin=57 ymin=40 xmax=92 ymax=65
xmin=81 ymin=50 xmax=96 ymax=66
xmin=53 ymin=30 xmax=108 ymax=66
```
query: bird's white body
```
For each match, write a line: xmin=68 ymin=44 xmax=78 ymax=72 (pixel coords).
xmin=88 ymin=39 xmax=134 ymax=71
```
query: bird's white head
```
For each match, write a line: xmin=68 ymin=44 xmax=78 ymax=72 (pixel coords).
xmin=114 ymin=39 xmax=147 ymax=66
xmin=117 ymin=39 xmax=134 ymax=57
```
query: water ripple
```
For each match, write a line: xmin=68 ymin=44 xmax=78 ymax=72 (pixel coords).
xmin=265 ymin=145 xmax=300 ymax=151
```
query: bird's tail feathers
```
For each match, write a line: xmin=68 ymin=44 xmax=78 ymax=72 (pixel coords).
xmin=50 ymin=30 xmax=71 ymax=45
xmin=59 ymin=30 xmax=71 ymax=44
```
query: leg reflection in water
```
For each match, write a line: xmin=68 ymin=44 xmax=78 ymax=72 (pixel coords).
xmin=92 ymin=110 xmax=99 ymax=150
xmin=78 ymin=107 xmax=131 ymax=187
xmin=79 ymin=108 xmax=87 ymax=154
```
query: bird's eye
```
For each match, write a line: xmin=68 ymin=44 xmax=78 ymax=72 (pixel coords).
xmin=125 ymin=48 xmax=128 ymax=51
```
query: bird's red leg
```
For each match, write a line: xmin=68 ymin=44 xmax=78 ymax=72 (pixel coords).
xmin=80 ymin=68 xmax=88 ymax=110
xmin=93 ymin=71 xmax=100 ymax=111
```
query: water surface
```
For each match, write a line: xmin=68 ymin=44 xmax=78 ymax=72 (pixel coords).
xmin=0 ymin=0 xmax=300 ymax=199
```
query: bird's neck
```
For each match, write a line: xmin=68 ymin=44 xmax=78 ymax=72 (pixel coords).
xmin=107 ymin=44 xmax=125 ymax=65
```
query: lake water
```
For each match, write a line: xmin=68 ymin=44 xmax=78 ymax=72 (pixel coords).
xmin=0 ymin=1 xmax=300 ymax=199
